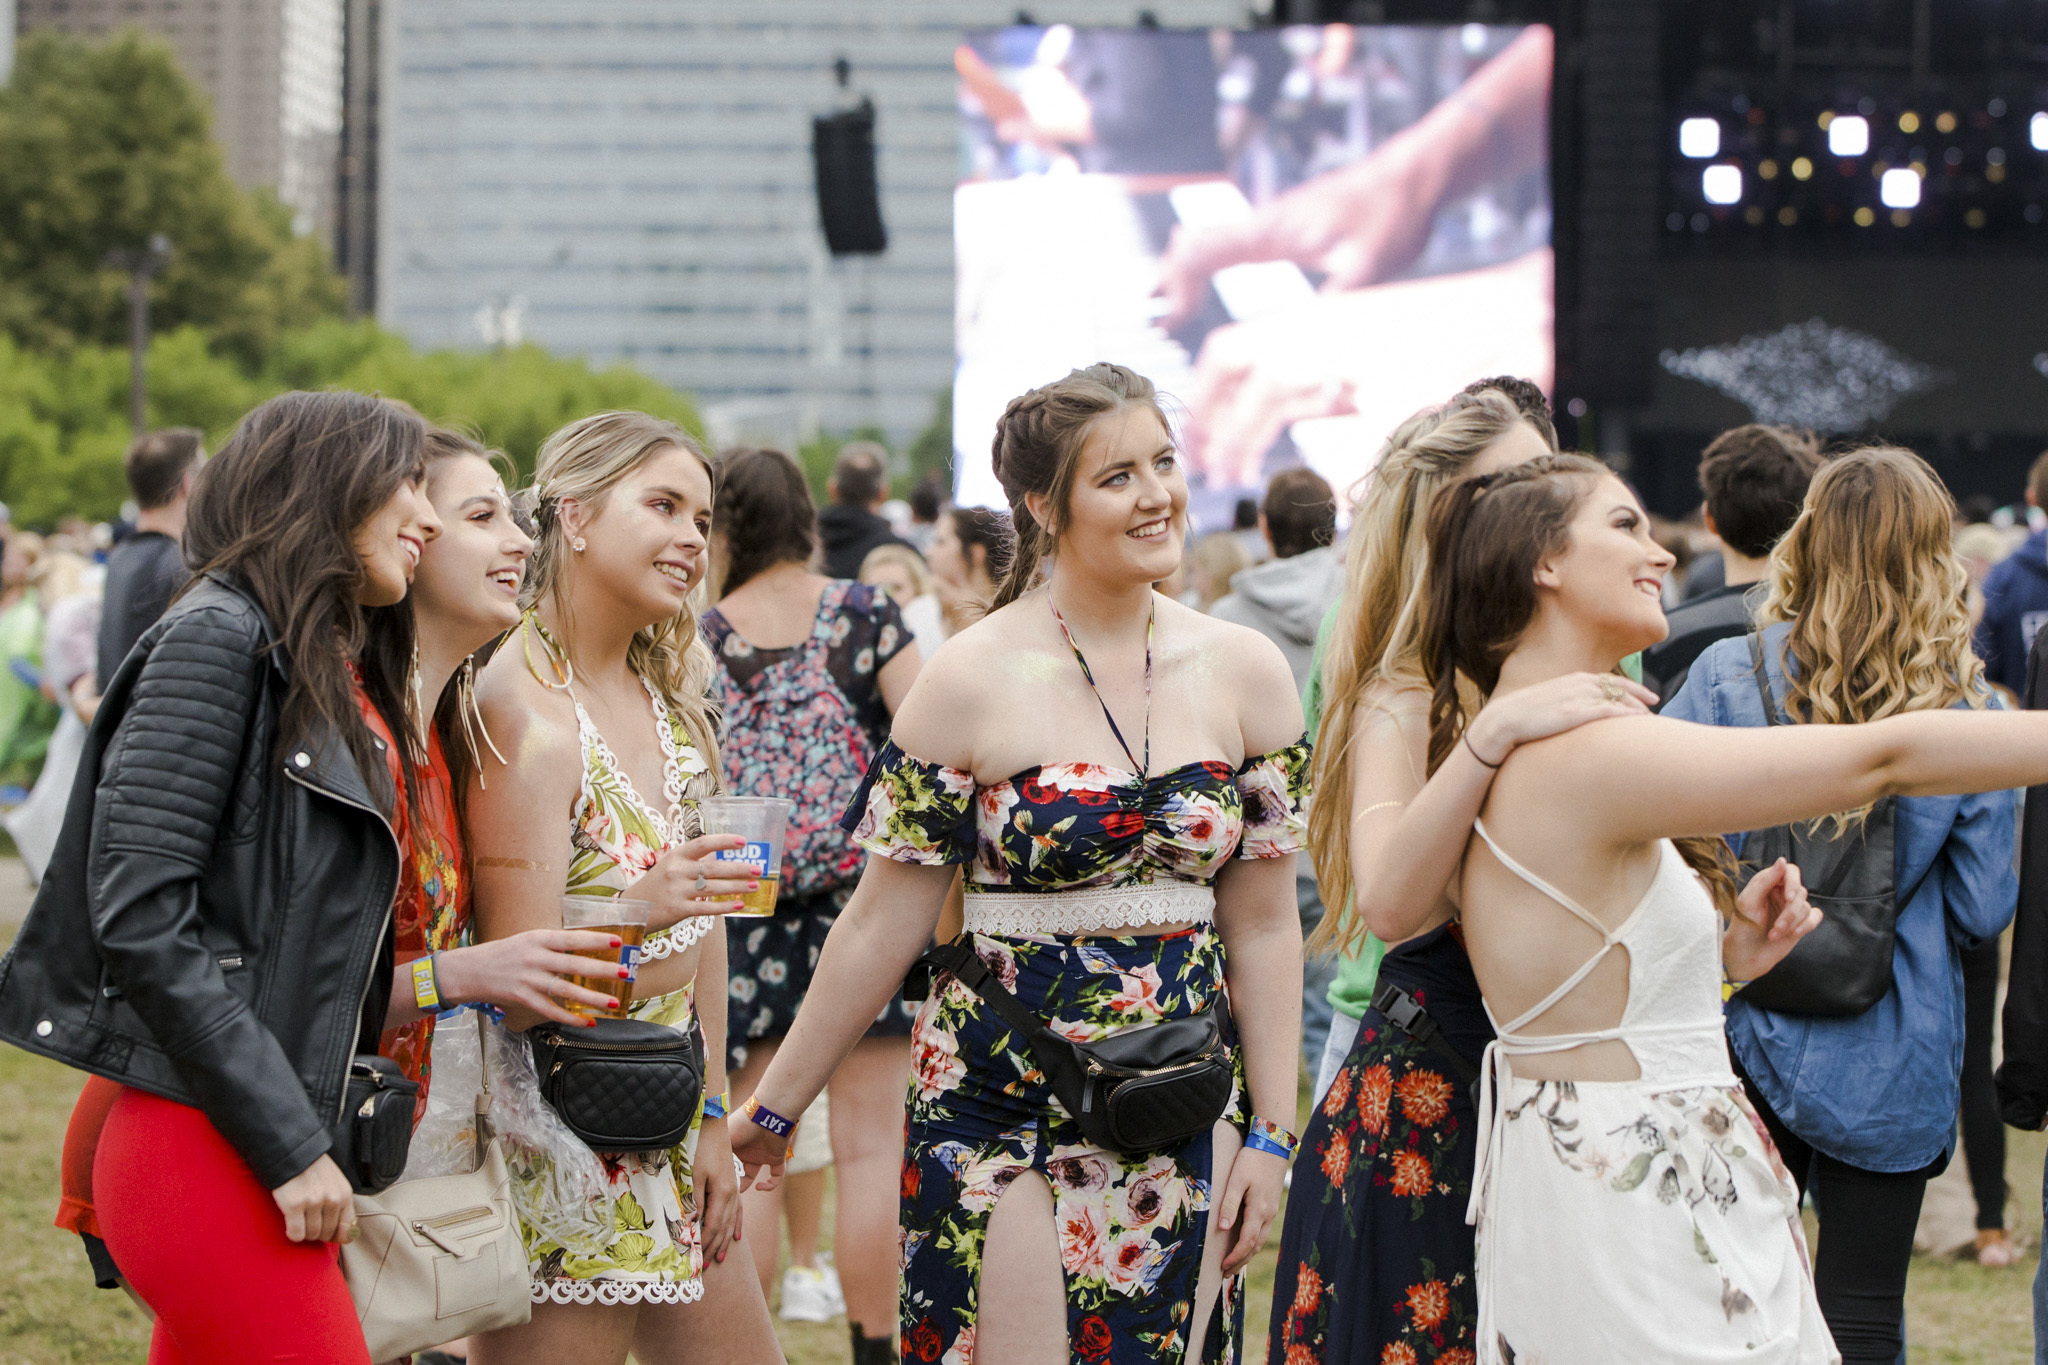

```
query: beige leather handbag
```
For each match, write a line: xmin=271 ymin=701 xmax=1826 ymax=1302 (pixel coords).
xmin=341 ymin=1012 xmax=531 ymax=1361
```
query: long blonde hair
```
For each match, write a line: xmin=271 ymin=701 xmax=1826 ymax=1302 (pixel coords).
xmin=1307 ymin=390 xmax=1553 ymax=956
xmin=1760 ymin=445 xmax=1987 ymax=730
xmin=519 ymin=411 xmax=723 ymax=779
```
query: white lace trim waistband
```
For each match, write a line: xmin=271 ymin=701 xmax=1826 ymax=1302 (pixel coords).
xmin=531 ymin=1275 xmax=705 ymax=1306
xmin=962 ymin=883 xmax=1215 ymax=938
xmin=641 ymin=915 xmax=714 ymax=961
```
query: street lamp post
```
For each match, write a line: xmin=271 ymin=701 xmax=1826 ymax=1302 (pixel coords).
xmin=103 ymin=234 xmax=173 ymax=437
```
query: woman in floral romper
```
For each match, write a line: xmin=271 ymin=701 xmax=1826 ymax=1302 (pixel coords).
xmin=468 ymin=412 xmax=780 ymax=1365
xmin=733 ymin=364 xmax=1310 ymax=1365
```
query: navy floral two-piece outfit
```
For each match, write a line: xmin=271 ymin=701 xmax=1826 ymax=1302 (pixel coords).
xmin=842 ymin=734 xmax=1311 ymax=1365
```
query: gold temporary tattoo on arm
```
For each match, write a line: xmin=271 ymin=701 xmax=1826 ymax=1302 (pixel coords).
xmin=477 ymin=856 xmax=552 ymax=872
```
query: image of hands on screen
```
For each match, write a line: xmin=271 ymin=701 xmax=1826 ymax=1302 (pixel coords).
xmin=954 ymin=23 xmax=1554 ymax=518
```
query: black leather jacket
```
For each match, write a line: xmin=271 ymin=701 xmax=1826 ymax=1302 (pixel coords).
xmin=0 ymin=574 xmax=400 ymax=1188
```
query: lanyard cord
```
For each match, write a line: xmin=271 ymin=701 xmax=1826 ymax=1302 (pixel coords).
xmin=1048 ymin=592 xmax=1152 ymax=779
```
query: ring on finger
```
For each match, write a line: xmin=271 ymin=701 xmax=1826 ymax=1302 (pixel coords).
xmin=1599 ymin=677 xmax=1623 ymax=703
xmin=693 ymin=872 xmax=708 ymax=893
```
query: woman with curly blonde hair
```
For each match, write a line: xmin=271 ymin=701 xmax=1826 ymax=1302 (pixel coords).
xmin=1666 ymin=446 xmax=2017 ymax=1365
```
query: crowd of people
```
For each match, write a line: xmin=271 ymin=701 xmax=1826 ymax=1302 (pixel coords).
xmin=6 ymin=366 xmax=2048 ymax=1365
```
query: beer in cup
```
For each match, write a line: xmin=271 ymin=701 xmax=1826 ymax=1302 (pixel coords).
xmin=696 ymin=795 xmax=792 ymax=918
xmin=560 ymin=894 xmax=651 ymax=1018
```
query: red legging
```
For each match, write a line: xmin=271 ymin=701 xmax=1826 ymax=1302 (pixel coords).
xmin=95 ymin=1086 xmax=371 ymax=1365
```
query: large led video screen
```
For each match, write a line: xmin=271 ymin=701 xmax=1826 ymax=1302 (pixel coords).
xmin=953 ymin=23 xmax=1554 ymax=522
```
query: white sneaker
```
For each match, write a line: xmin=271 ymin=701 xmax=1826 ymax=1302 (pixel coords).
xmin=779 ymin=1264 xmax=846 ymax=1322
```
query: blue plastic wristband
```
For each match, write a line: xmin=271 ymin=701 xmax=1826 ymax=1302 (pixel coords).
xmin=703 ymin=1091 xmax=730 ymax=1120
xmin=1244 ymin=1130 xmax=1294 ymax=1159
xmin=1246 ymin=1115 xmax=1299 ymax=1159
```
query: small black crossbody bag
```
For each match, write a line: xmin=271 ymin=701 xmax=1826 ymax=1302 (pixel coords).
xmin=912 ymin=939 xmax=1234 ymax=1155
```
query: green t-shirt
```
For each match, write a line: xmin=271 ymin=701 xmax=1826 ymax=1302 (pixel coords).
xmin=1304 ymin=599 xmax=1639 ymax=1020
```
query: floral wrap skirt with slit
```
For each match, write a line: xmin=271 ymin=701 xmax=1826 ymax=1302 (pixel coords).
xmin=1267 ymin=924 xmax=1493 ymax=1365
xmin=900 ymin=924 xmax=1247 ymax=1365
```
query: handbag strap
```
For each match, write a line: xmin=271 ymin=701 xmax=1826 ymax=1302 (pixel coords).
xmin=1747 ymin=632 xmax=1781 ymax=727
xmin=473 ymin=1007 xmax=497 ymax=1169
xmin=918 ymin=940 xmax=1064 ymax=1046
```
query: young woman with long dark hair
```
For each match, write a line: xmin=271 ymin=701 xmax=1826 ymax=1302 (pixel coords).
xmin=0 ymin=391 xmax=440 ymax=1363
xmin=731 ymin=362 xmax=1310 ymax=1365
xmin=1411 ymin=452 xmax=2048 ymax=1362
xmin=702 ymin=445 xmax=921 ymax=1358
xmin=1664 ymin=448 xmax=2017 ymax=1364
xmin=465 ymin=412 xmax=779 ymax=1365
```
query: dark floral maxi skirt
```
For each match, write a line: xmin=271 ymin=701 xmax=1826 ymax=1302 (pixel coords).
xmin=1267 ymin=924 xmax=1494 ymax=1365
xmin=899 ymin=925 xmax=1248 ymax=1365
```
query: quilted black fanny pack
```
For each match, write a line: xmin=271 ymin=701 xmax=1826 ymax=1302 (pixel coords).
xmin=330 ymin=1054 xmax=421 ymax=1194
xmin=912 ymin=939 xmax=1234 ymax=1154
xmin=528 ymin=1016 xmax=704 ymax=1153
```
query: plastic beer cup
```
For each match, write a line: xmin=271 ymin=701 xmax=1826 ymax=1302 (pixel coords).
xmin=560 ymin=895 xmax=650 ymax=1018
xmin=696 ymin=795 xmax=792 ymax=918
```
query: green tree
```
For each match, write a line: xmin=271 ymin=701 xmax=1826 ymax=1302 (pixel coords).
xmin=906 ymin=387 xmax=954 ymax=489
xmin=0 ymin=30 xmax=342 ymax=353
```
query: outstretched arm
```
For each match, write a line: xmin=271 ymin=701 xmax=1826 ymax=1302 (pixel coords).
xmin=1522 ymin=708 xmax=2048 ymax=848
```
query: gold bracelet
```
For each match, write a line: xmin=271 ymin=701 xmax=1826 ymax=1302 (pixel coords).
xmin=1352 ymin=800 xmax=1407 ymax=823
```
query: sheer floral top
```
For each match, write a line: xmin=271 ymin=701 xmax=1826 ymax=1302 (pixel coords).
xmin=841 ymin=739 xmax=1311 ymax=936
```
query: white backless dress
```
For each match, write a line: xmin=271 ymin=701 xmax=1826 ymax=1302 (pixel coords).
xmin=1466 ymin=821 xmax=1839 ymax=1365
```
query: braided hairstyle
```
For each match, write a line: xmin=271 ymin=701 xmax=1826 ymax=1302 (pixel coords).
xmin=987 ymin=362 xmax=1167 ymax=611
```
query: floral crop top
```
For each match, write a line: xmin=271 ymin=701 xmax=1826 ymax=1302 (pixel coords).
xmin=840 ymin=738 xmax=1312 ymax=892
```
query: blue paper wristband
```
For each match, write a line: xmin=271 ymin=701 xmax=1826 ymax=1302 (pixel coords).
xmin=1244 ymin=1130 xmax=1294 ymax=1159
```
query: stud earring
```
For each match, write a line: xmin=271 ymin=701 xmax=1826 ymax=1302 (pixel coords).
xmin=571 ymin=536 xmax=586 ymax=552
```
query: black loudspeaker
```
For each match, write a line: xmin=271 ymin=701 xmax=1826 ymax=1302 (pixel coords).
xmin=812 ymin=99 xmax=888 ymax=256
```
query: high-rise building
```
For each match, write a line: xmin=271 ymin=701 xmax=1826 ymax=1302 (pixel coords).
xmin=15 ymin=0 xmax=343 ymax=237
xmin=377 ymin=1 xmax=1241 ymax=452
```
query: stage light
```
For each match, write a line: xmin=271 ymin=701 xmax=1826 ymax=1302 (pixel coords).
xmin=1967 ymin=208 xmax=1987 ymax=229
xmin=1854 ymin=207 xmax=1876 ymax=227
xmin=1679 ymin=118 xmax=1721 ymax=159
xmin=2033 ymin=113 xmax=2048 ymax=151
xmin=1899 ymin=112 xmax=1920 ymax=134
xmin=1778 ymin=206 xmax=1799 ymax=226
xmin=1759 ymin=159 xmax=1779 ymax=180
xmin=1990 ymin=99 xmax=2009 ymax=119
xmin=1880 ymin=168 xmax=1920 ymax=208
xmin=1745 ymin=205 xmax=1765 ymax=225
xmin=1792 ymin=157 xmax=1815 ymax=181
xmin=1936 ymin=112 xmax=1958 ymax=134
xmin=1890 ymin=210 xmax=1911 ymax=227
xmin=1990 ymin=165 xmax=2009 ymax=183
xmin=1829 ymin=116 xmax=1870 ymax=157
xmin=1702 ymin=164 xmax=1743 ymax=205
xmin=1989 ymin=148 xmax=2008 ymax=166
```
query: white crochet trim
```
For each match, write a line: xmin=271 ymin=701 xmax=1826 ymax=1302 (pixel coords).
xmin=962 ymin=883 xmax=1215 ymax=938
xmin=640 ymin=915 xmax=715 ymax=960
xmin=531 ymin=1276 xmax=705 ymax=1306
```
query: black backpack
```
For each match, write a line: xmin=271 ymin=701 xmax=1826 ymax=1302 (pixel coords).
xmin=1732 ymin=633 xmax=1903 ymax=1017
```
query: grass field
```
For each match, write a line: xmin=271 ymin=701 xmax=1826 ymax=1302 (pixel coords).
xmin=0 ymin=877 xmax=2038 ymax=1365
xmin=3 ymin=1040 xmax=2039 ymax=1365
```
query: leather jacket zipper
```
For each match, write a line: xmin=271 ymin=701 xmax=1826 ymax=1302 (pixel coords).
xmin=285 ymin=765 xmax=401 ymax=1123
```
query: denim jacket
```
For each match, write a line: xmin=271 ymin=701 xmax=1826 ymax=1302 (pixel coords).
xmin=1665 ymin=622 xmax=2018 ymax=1172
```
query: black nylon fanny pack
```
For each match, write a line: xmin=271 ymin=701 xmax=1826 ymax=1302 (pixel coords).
xmin=913 ymin=939 xmax=1233 ymax=1154
xmin=528 ymin=1016 xmax=705 ymax=1153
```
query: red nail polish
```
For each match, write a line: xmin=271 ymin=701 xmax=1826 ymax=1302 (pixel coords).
xmin=618 ymin=968 xmax=630 ymax=979
xmin=585 ymin=1017 xmax=598 ymax=1027
xmin=607 ymin=998 xmax=620 ymax=1010
xmin=610 ymin=936 xmax=623 ymax=947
